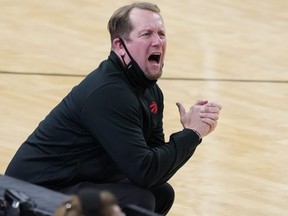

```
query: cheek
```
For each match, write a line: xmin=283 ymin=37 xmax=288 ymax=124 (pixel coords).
xmin=135 ymin=48 xmax=148 ymax=63
xmin=162 ymin=41 xmax=167 ymax=50
xmin=131 ymin=44 xmax=145 ymax=56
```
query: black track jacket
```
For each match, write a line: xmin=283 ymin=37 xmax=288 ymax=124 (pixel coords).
xmin=5 ymin=51 xmax=201 ymax=190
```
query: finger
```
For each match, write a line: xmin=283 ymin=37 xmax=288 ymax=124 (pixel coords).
xmin=199 ymin=112 xmax=219 ymax=121
xmin=194 ymin=100 xmax=208 ymax=106
xmin=201 ymin=118 xmax=217 ymax=130
xmin=206 ymin=102 xmax=222 ymax=110
xmin=190 ymin=100 xmax=208 ymax=110
xmin=176 ymin=102 xmax=186 ymax=116
xmin=200 ymin=105 xmax=221 ymax=113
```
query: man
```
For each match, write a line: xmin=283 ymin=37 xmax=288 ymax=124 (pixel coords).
xmin=5 ymin=2 xmax=222 ymax=215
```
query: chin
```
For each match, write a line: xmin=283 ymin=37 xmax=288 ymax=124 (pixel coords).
xmin=145 ymin=69 xmax=163 ymax=80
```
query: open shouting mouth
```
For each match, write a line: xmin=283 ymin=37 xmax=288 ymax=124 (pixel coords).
xmin=148 ymin=52 xmax=161 ymax=65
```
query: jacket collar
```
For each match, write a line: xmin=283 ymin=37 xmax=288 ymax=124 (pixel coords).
xmin=108 ymin=51 xmax=157 ymax=90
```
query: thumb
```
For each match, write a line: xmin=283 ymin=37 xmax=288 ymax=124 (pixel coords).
xmin=176 ymin=102 xmax=186 ymax=116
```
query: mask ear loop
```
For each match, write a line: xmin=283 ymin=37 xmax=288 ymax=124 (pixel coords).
xmin=118 ymin=38 xmax=134 ymax=68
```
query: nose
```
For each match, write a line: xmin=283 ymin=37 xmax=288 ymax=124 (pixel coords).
xmin=152 ymin=33 xmax=164 ymax=46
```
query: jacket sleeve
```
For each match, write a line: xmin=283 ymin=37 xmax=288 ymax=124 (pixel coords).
xmin=80 ymin=84 xmax=201 ymax=188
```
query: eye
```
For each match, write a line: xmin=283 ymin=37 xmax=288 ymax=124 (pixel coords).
xmin=159 ymin=32 xmax=166 ymax=39
xmin=141 ymin=32 xmax=151 ymax=37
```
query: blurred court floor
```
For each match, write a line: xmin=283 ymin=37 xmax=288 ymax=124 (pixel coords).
xmin=1 ymin=0 xmax=288 ymax=215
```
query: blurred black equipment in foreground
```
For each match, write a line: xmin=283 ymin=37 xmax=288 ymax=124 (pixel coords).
xmin=0 ymin=175 xmax=163 ymax=216
xmin=0 ymin=175 xmax=66 ymax=216
xmin=1 ymin=189 xmax=37 ymax=216
xmin=123 ymin=204 xmax=163 ymax=216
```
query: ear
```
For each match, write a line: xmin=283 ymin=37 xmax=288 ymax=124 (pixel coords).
xmin=112 ymin=38 xmax=125 ymax=56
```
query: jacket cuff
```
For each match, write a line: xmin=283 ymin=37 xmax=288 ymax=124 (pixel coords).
xmin=183 ymin=128 xmax=202 ymax=145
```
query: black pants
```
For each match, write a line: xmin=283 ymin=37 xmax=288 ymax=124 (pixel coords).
xmin=60 ymin=179 xmax=175 ymax=215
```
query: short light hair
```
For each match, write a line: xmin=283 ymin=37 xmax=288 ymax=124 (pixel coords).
xmin=107 ymin=2 xmax=161 ymax=43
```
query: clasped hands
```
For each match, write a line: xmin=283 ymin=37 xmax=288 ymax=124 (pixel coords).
xmin=176 ymin=100 xmax=222 ymax=138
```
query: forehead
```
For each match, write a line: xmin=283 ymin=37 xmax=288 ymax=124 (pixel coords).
xmin=129 ymin=8 xmax=165 ymax=30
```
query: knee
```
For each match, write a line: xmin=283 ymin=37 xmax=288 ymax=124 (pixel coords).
xmin=167 ymin=185 xmax=175 ymax=203
xmin=157 ymin=183 xmax=175 ymax=203
xmin=131 ymin=188 xmax=156 ymax=211
xmin=152 ymin=183 xmax=175 ymax=215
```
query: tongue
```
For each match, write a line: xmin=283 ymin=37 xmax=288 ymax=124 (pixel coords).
xmin=149 ymin=59 xmax=158 ymax=65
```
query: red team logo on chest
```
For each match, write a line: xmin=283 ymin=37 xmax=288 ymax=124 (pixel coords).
xmin=150 ymin=102 xmax=158 ymax=114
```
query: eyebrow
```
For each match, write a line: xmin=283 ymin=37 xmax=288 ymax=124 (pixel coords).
xmin=138 ymin=28 xmax=165 ymax=34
